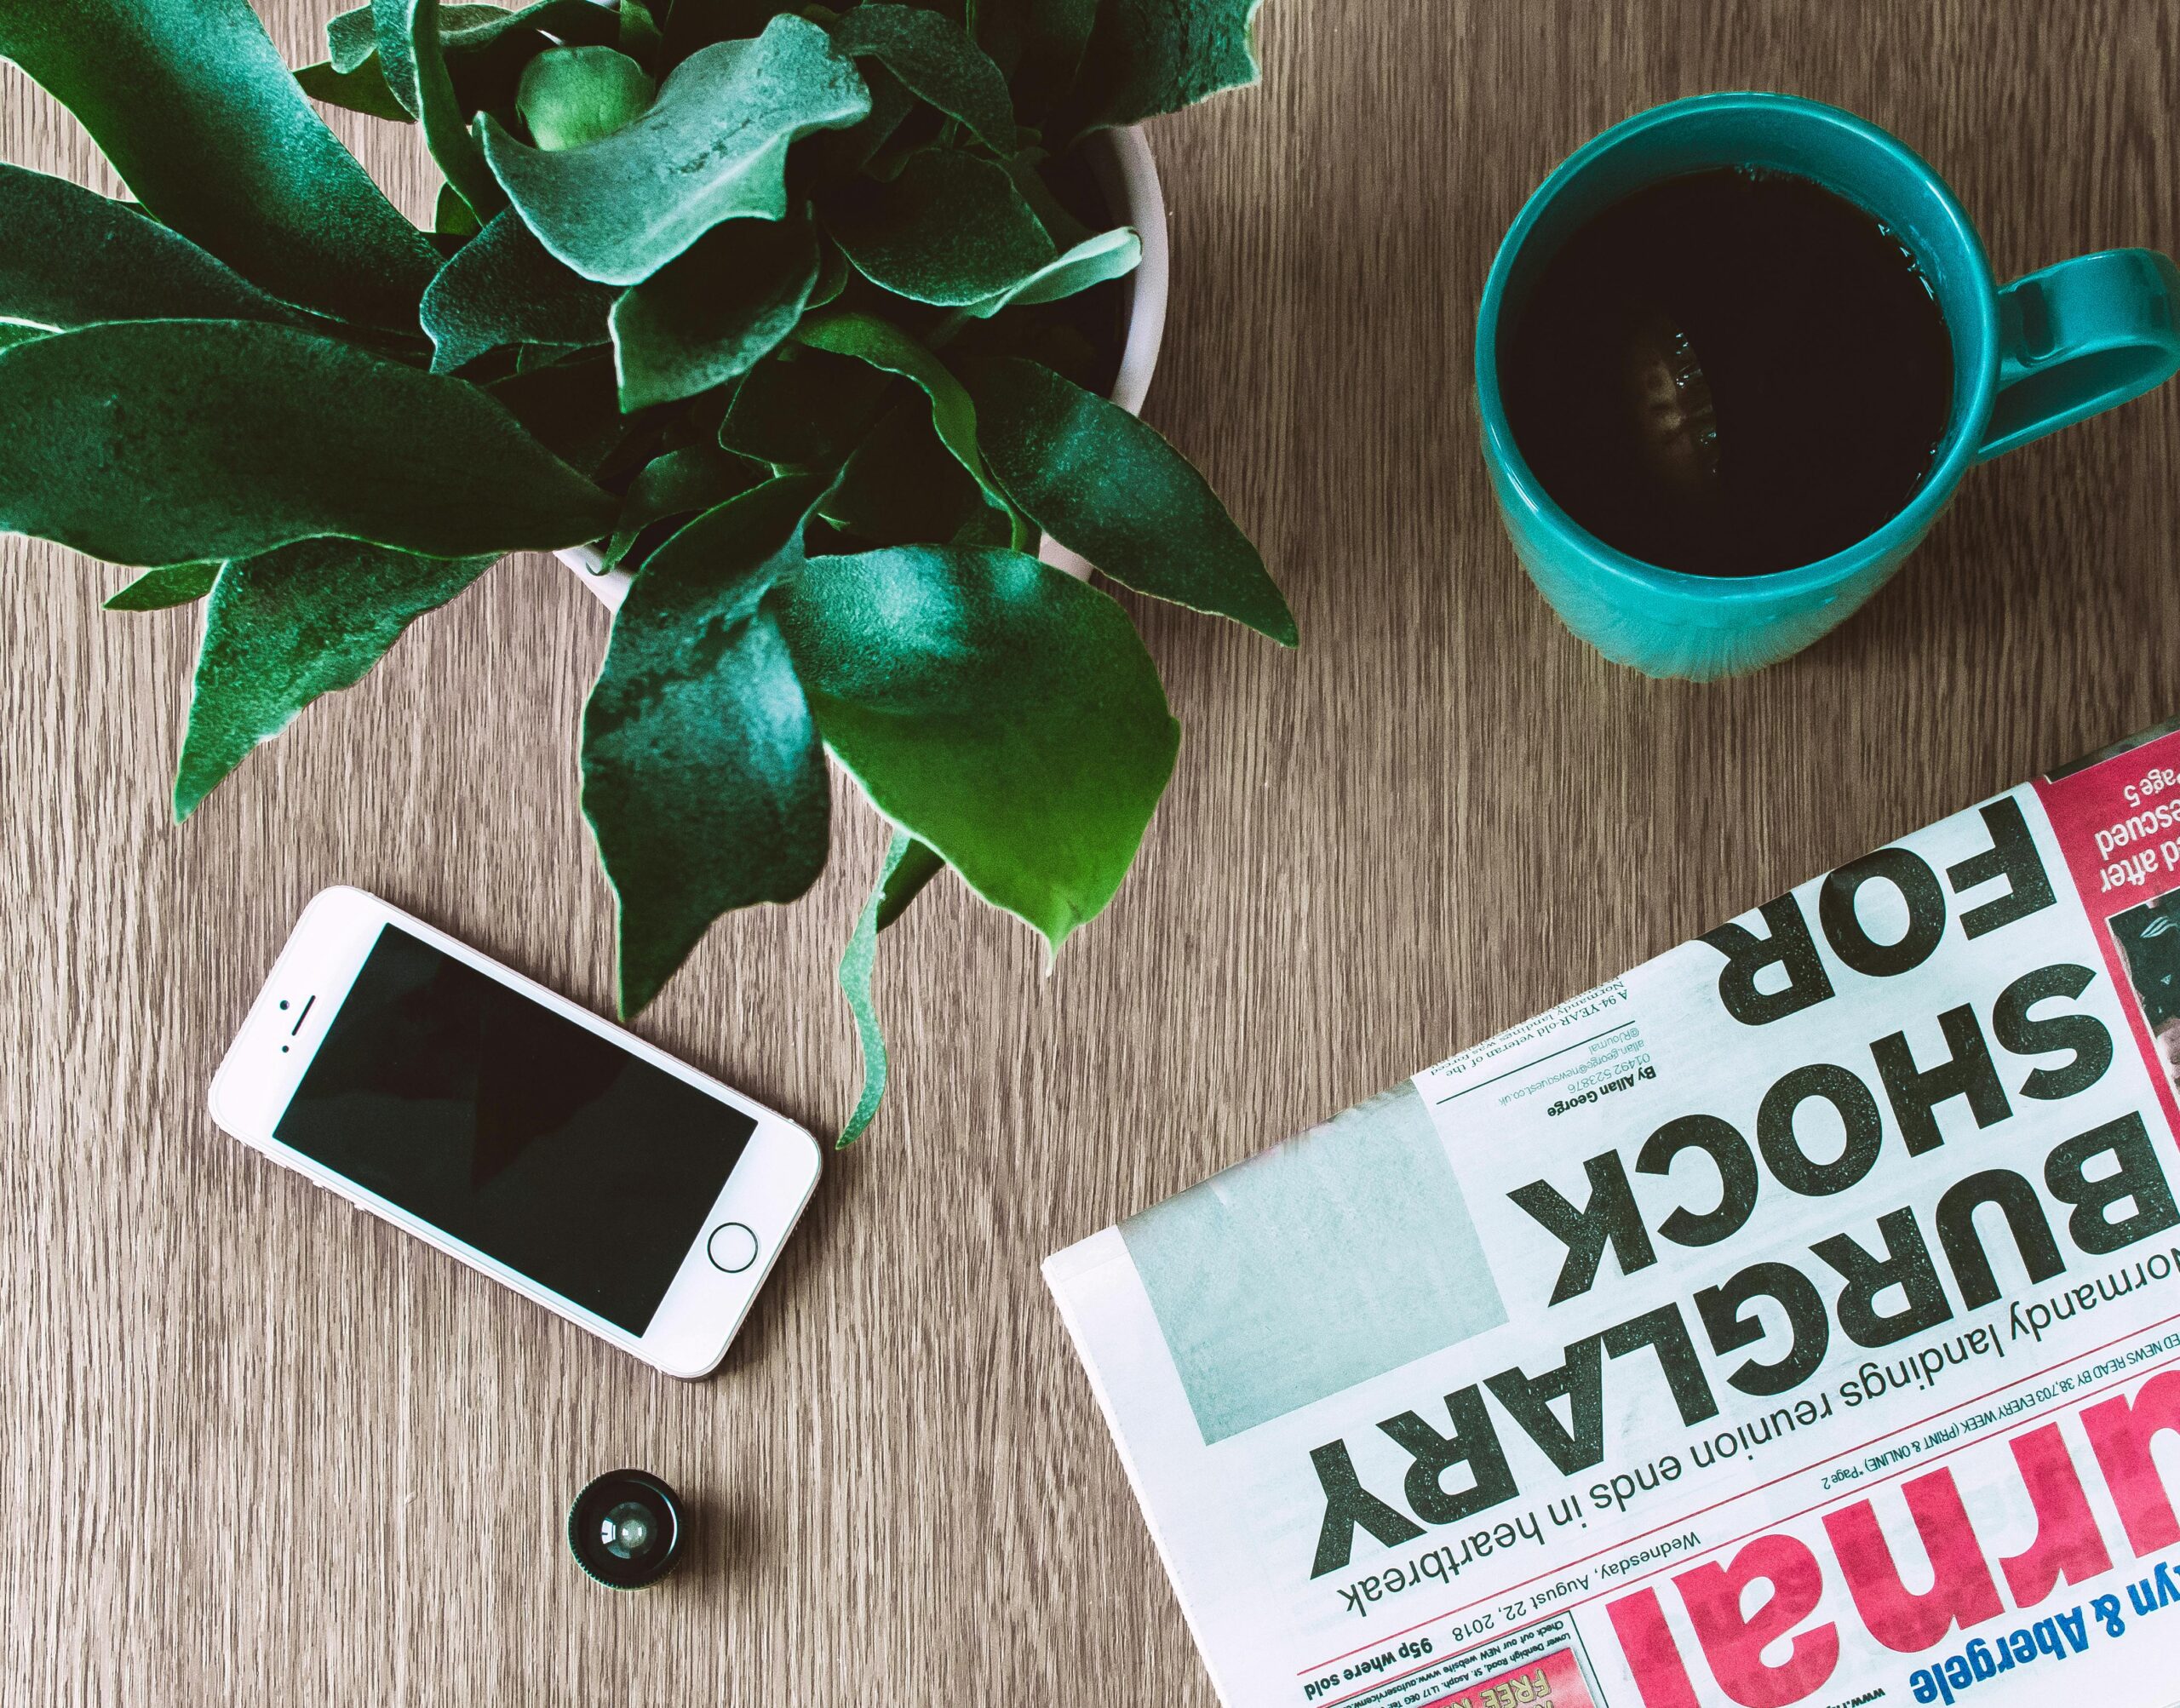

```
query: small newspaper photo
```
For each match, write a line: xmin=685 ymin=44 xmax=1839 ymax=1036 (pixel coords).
xmin=1046 ymin=719 xmax=2180 ymax=1708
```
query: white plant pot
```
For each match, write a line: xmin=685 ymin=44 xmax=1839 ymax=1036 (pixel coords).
xmin=555 ymin=125 xmax=1169 ymax=609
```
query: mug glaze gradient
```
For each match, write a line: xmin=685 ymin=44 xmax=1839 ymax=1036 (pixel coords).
xmin=1476 ymin=94 xmax=2180 ymax=679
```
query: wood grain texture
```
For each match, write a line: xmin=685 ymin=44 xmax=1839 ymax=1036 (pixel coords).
xmin=3 ymin=2 xmax=2178 ymax=1701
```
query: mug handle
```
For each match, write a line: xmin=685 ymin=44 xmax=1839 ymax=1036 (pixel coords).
xmin=1976 ymin=248 xmax=2180 ymax=461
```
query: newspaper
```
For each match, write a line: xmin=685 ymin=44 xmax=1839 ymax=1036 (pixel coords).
xmin=1046 ymin=719 xmax=2180 ymax=1708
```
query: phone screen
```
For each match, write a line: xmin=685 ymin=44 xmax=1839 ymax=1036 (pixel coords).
xmin=273 ymin=924 xmax=754 ymax=1333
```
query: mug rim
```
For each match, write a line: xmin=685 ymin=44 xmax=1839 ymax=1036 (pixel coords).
xmin=1474 ymin=91 xmax=2001 ymax=607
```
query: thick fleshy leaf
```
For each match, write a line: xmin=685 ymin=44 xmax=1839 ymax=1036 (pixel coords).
xmin=375 ymin=0 xmax=507 ymax=219
xmin=773 ymin=545 xmax=1179 ymax=952
xmin=435 ymin=185 xmax=484 ymax=238
xmin=875 ymin=833 xmax=944 ymax=929
xmin=793 ymin=310 xmax=1017 ymax=529
xmin=619 ymin=0 xmax=664 ymax=65
xmin=332 ymin=1 xmax=613 ymax=108
xmin=720 ymin=347 xmax=891 ymax=467
xmin=480 ymin=17 xmax=869 ymax=286
xmin=421 ymin=209 xmax=616 ymax=372
xmin=0 ymin=322 xmax=614 ymax=565
xmin=1064 ymin=0 xmax=1263 ymax=134
xmin=1001 ymin=149 xmax=1093 ymax=250
xmin=809 ymin=234 xmax=852 ymax=309
xmin=485 ymin=350 xmax=628 ymax=475
xmin=105 ymin=562 xmax=221 ymax=612
xmin=799 ymin=60 xmax=918 ymax=188
xmin=978 ymin=0 xmax=1098 ymax=112
xmin=582 ymin=477 xmax=831 ymax=1014
xmin=175 ymin=541 xmax=494 ymax=819
xmin=295 ymin=58 xmax=415 ymax=123
xmin=823 ymin=403 xmax=995 ymax=547
xmin=661 ymin=0 xmax=800 ymax=62
xmin=0 ymin=0 xmax=438 ymax=330
xmin=0 ymin=164 xmax=309 ymax=334
xmin=517 ymin=47 xmax=656 ymax=150
xmin=835 ymin=827 xmax=945 ymax=1148
xmin=602 ymin=444 xmax=766 ymax=568
xmin=974 ymin=357 xmax=1295 ymax=643
xmin=958 ymin=226 xmax=1139 ymax=318
xmin=329 ymin=2 xmax=522 ymax=72
xmin=611 ymin=218 xmax=818 ymax=410
xmin=824 ymin=147 xmax=1055 ymax=307
xmin=829 ymin=5 xmax=1015 ymax=152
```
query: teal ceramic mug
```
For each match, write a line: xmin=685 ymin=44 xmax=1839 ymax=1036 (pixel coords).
xmin=1475 ymin=93 xmax=2180 ymax=679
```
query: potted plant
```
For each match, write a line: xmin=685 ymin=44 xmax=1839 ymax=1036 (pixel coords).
xmin=0 ymin=0 xmax=1291 ymax=1142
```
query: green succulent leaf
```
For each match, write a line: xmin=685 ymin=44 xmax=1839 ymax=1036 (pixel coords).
xmin=295 ymin=57 xmax=415 ymax=123
xmin=999 ymin=149 xmax=1094 ymax=250
xmin=421 ymin=209 xmax=616 ymax=372
xmin=0 ymin=164 xmax=311 ymax=335
xmin=978 ymin=0 xmax=1098 ymax=113
xmin=0 ymin=0 xmax=438 ymax=330
xmin=375 ymin=0 xmax=508 ymax=220
xmin=0 ymin=321 xmax=614 ymax=565
xmin=328 ymin=2 xmax=524 ymax=73
xmin=973 ymin=357 xmax=1295 ymax=643
xmin=875 ymin=834 xmax=944 ymax=929
xmin=798 ymin=60 xmax=919 ymax=188
xmin=517 ymin=46 xmax=657 ymax=150
xmin=773 ymin=545 xmax=1179 ymax=954
xmin=1065 ymin=0 xmax=1263 ymax=134
xmin=485 ymin=349 xmax=628 ymax=475
xmin=602 ymin=444 xmax=766 ymax=568
xmin=958 ymin=226 xmax=1140 ymax=318
xmin=824 ymin=146 xmax=1056 ymax=307
xmin=835 ymin=826 xmax=944 ymax=1147
xmin=435 ymin=184 xmax=484 ymax=238
xmin=611 ymin=217 xmax=819 ymax=411
xmin=332 ymin=1 xmax=607 ymax=118
xmin=808 ymin=233 xmax=853 ymax=310
xmin=720 ymin=347 xmax=891 ymax=467
xmin=104 ymin=562 xmax=221 ymax=612
xmin=618 ymin=0 xmax=665 ymax=66
xmin=175 ymin=541 xmax=496 ymax=819
xmin=829 ymin=4 xmax=1015 ymax=153
xmin=793 ymin=309 xmax=1016 ymax=530
xmin=824 ymin=402 xmax=999 ymax=547
xmin=661 ymin=0 xmax=802 ymax=61
xmin=479 ymin=16 xmax=869 ymax=286
xmin=582 ymin=477 xmax=832 ymax=1014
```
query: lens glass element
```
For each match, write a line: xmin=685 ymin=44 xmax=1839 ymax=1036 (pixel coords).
xmin=600 ymin=1501 xmax=657 ymax=1559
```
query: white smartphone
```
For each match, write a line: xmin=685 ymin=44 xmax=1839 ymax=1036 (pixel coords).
xmin=208 ymin=886 xmax=822 ymax=1378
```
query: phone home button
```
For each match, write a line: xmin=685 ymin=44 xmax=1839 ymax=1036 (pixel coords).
xmin=706 ymin=1222 xmax=759 ymax=1274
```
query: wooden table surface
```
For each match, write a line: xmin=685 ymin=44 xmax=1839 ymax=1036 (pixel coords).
xmin=6 ymin=2 xmax=2179 ymax=1702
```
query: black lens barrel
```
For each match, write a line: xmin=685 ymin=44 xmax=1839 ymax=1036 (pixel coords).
xmin=566 ymin=1469 xmax=686 ymax=1589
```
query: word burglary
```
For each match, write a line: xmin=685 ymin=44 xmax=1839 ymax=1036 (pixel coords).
xmin=1308 ymin=804 xmax=2180 ymax=1578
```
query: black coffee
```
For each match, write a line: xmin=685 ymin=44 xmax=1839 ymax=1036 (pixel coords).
xmin=1500 ymin=168 xmax=1953 ymax=577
